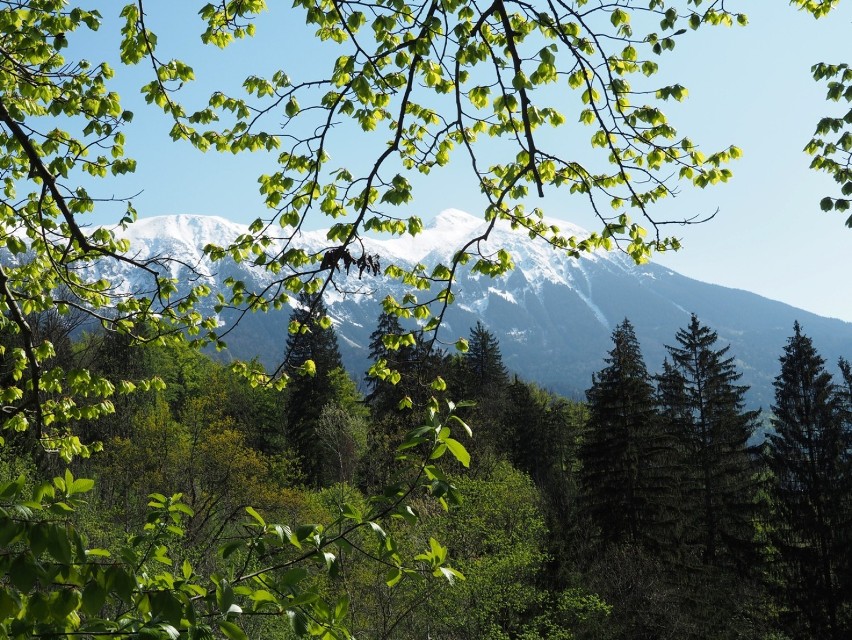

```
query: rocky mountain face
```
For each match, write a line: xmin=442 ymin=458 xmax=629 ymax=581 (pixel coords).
xmin=112 ymin=210 xmax=852 ymax=409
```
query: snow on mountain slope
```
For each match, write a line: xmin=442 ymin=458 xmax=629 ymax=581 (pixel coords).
xmin=369 ymin=208 xmax=486 ymax=262
xmin=104 ymin=209 xmax=852 ymax=408
xmin=112 ymin=208 xmax=626 ymax=312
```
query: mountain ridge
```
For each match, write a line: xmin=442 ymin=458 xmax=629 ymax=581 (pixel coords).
xmin=111 ymin=210 xmax=852 ymax=408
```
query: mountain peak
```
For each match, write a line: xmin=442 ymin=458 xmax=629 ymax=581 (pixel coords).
xmin=122 ymin=214 xmax=247 ymax=246
xmin=431 ymin=208 xmax=482 ymax=231
xmin=368 ymin=208 xmax=485 ymax=262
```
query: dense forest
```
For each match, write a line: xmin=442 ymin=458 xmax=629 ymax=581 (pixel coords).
xmin=2 ymin=295 xmax=850 ymax=639
xmin=1 ymin=1 xmax=850 ymax=638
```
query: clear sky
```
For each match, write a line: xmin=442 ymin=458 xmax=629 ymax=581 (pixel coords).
xmin=75 ymin=2 xmax=852 ymax=322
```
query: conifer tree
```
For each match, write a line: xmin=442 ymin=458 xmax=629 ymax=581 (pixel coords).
xmin=767 ymin=323 xmax=851 ymax=640
xmin=499 ymin=378 xmax=544 ymax=478
xmin=664 ymin=314 xmax=760 ymax=570
xmin=462 ymin=321 xmax=508 ymax=389
xmin=579 ymin=319 xmax=675 ymax=548
xmin=284 ymin=292 xmax=344 ymax=485
xmin=653 ymin=358 xmax=697 ymax=549
xmin=365 ymin=311 xmax=416 ymax=412
xmin=455 ymin=322 xmax=510 ymax=463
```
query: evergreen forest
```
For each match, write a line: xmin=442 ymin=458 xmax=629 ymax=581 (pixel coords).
xmin=2 ymin=300 xmax=850 ymax=640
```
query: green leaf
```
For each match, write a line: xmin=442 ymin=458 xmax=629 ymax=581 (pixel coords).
xmin=9 ymin=553 xmax=37 ymax=592
xmin=47 ymin=524 xmax=73 ymax=564
xmin=219 ymin=620 xmax=249 ymax=640
xmin=220 ymin=540 xmax=244 ymax=559
xmin=341 ymin=503 xmax=362 ymax=522
xmin=70 ymin=474 xmax=94 ymax=492
xmin=437 ymin=566 xmax=465 ymax=583
xmin=216 ymin=579 xmax=235 ymax=613
xmin=288 ymin=609 xmax=309 ymax=636
xmin=448 ymin=414 xmax=473 ymax=438
xmin=0 ymin=589 xmax=22 ymax=619
xmin=52 ymin=587 xmax=82 ymax=619
xmin=385 ymin=567 xmax=402 ymax=587
xmin=444 ymin=438 xmax=471 ymax=468
xmin=82 ymin=581 xmax=107 ymax=615
xmin=280 ymin=568 xmax=308 ymax=588
xmin=245 ymin=506 xmax=266 ymax=526
xmin=1 ymin=475 xmax=26 ymax=499
xmin=334 ymin=595 xmax=349 ymax=621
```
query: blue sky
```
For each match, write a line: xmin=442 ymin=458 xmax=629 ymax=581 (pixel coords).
xmin=76 ymin=2 xmax=852 ymax=322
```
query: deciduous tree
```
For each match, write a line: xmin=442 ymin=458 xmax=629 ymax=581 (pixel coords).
xmin=2 ymin=1 xmax=846 ymax=637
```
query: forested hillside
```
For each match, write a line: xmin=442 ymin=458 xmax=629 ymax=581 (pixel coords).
xmin=3 ymin=302 xmax=849 ymax=638
xmin=1 ymin=0 xmax=850 ymax=638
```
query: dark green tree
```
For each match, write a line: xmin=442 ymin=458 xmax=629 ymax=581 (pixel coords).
xmin=451 ymin=322 xmax=510 ymax=463
xmin=579 ymin=319 xmax=677 ymax=550
xmin=365 ymin=311 xmax=416 ymax=412
xmin=767 ymin=323 xmax=852 ymax=640
xmin=499 ymin=380 xmax=567 ymax=489
xmin=653 ymin=357 xmax=699 ymax=550
xmin=664 ymin=314 xmax=761 ymax=570
xmin=462 ymin=322 xmax=508 ymax=390
xmin=285 ymin=292 xmax=345 ymax=485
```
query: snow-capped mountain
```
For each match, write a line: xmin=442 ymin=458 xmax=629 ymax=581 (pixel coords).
xmin=111 ymin=210 xmax=852 ymax=408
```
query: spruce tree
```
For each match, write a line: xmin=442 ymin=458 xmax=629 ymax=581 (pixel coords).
xmin=665 ymin=314 xmax=760 ymax=570
xmin=364 ymin=311 xmax=416 ymax=412
xmin=767 ymin=323 xmax=851 ymax=640
xmin=284 ymin=292 xmax=344 ymax=485
xmin=653 ymin=358 xmax=697 ymax=551
xmin=501 ymin=377 xmax=551 ymax=484
xmin=579 ymin=319 xmax=676 ymax=549
xmin=456 ymin=322 xmax=510 ymax=462
xmin=462 ymin=321 xmax=508 ymax=389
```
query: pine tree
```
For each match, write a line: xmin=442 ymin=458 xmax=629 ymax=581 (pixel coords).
xmin=501 ymin=377 xmax=552 ymax=484
xmin=360 ymin=311 xmax=454 ymax=488
xmin=284 ymin=292 xmax=344 ymax=485
xmin=767 ymin=323 xmax=851 ymax=640
xmin=462 ymin=321 xmax=508 ymax=389
xmin=579 ymin=319 xmax=677 ymax=549
xmin=665 ymin=314 xmax=760 ymax=570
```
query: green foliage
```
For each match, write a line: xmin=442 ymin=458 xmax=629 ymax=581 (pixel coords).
xmin=793 ymin=2 xmax=851 ymax=226
xmin=365 ymin=311 xmax=416 ymax=412
xmin=285 ymin=293 xmax=346 ymax=485
xmin=766 ymin=323 xmax=852 ymax=640
xmin=0 ymin=470 xmax=204 ymax=640
xmin=0 ymin=396 xmax=474 ymax=639
xmin=420 ymin=462 xmax=610 ymax=639
xmin=1 ymin=1 xmax=849 ymax=637
xmin=580 ymin=319 xmax=680 ymax=550
xmin=662 ymin=314 xmax=761 ymax=570
xmin=0 ymin=1 xmax=221 ymax=451
xmin=807 ymin=62 xmax=852 ymax=224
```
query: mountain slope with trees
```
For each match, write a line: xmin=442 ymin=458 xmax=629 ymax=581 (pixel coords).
xmin=1 ymin=1 xmax=850 ymax=638
xmin=98 ymin=211 xmax=852 ymax=408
